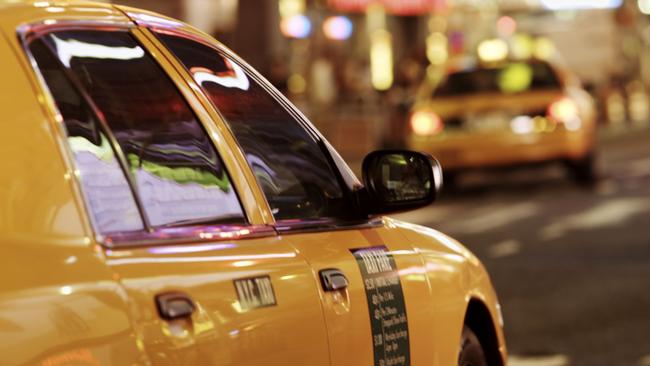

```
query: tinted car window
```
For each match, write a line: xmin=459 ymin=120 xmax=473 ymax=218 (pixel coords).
xmin=434 ymin=61 xmax=561 ymax=97
xmin=157 ymin=33 xmax=351 ymax=221
xmin=29 ymin=39 xmax=144 ymax=234
xmin=30 ymin=30 xmax=245 ymax=229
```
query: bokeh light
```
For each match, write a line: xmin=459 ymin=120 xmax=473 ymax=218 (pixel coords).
xmin=540 ymin=0 xmax=623 ymax=10
xmin=287 ymin=74 xmax=307 ymax=94
xmin=370 ymin=30 xmax=393 ymax=90
xmin=323 ymin=16 xmax=353 ymax=40
xmin=411 ymin=111 xmax=442 ymax=136
xmin=497 ymin=16 xmax=517 ymax=37
xmin=533 ymin=37 xmax=556 ymax=60
xmin=498 ymin=63 xmax=533 ymax=94
xmin=426 ymin=32 xmax=448 ymax=65
xmin=478 ymin=39 xmax=508 ymax=63
xmin=280 ymin=14 xmax=312 ymax=39
xmin=511 ymin=33 xmax=533 ymax=60
xmin=639 ymin=0 xmax=650 ymax=14
xmin=279 ymin=0 xmax=305 ymax=18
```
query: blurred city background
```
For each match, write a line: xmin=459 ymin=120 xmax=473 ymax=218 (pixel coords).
xmin=112 ymin=0 xmax=649 ymax=365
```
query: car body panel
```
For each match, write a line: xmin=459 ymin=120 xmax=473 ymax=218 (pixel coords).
xmin=0 ymin=14 xmax=147 ymax=365
xmin=409 ymin=127 xmax=594 ymax=170
xmin=285 ymin=224 xmax=438 ymax=366
xmin=104 ymin=237 xmax=332 ymax=366
xmin=415 ymin=89 xmax=562 ymax=120
xmin=0 ymin=2 xmax=507 ymax=365
xmin=391 ymin=219 xmax=507 ymax=365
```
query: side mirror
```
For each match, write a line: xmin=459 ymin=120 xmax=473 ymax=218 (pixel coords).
xmin=362 ymin=150 xmax=443 ymax=215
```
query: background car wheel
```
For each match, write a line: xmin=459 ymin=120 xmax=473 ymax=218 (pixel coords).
xmin=443 ymin=171 xmax=459 ymax=193
xmin=458 ymin=325 xmax=488 ymax=366
xmin=566 ymin=153 xmax=598 ymax=186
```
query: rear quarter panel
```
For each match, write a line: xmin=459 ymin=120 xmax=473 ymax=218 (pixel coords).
xmin=0 ymin=13 xmax=146 ymax=365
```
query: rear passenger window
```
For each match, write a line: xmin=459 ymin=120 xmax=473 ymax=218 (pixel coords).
xmin=28 ymin=30 xmax=245 ymax=234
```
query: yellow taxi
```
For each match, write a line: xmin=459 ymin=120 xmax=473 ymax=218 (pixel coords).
xmin=0 ymin=2 xmax=506 ymax=365
xmin=408 ymin=59 xmax=598 ymax=185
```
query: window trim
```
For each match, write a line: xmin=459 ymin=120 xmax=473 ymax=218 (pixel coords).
xmin=147 ymin=27 xmax=373 ymax=232
xmin=18 ymin=21 xmax=275 ymax=248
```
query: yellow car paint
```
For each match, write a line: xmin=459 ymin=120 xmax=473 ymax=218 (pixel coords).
xmin=408 ymin=70 xmax=597 ymax=170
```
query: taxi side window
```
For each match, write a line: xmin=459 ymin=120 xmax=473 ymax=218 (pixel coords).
xmin=28 ymin=30 xmax=245 ymax=234
xmin=156 ymin=33 xmax=352 ymax=222
xmin=29 ymin=38 xmax=144 ymax=234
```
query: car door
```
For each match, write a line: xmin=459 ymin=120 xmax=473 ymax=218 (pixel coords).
xmin=24 ymin=24 xmax=331 ymax=366
xmin=149 ymin=27 xmax=440 ymax=366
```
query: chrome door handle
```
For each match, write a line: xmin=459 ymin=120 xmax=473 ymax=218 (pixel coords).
xmin=319 ymin=268 xmax=349 ymax=292
xmin=155 ymin=292 xmax=196 ymax=320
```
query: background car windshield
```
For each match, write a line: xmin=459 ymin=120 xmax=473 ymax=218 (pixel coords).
xmin=433 ymin=61 xmax=561 ymax=97
xmin=157 ymin=33 xmax=351 ymax=221
xmin=30 ymin=30 xmax=245 ymax=230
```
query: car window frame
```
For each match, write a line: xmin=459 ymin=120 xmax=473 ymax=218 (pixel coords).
xmin=18 ymin=20 xmax=276 ymax=248
xmin=141 ymin=26 xmax=381 ymax=233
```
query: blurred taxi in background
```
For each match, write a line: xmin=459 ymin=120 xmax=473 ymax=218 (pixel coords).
xmin=407 ymin=58 xmax=598 ymax=186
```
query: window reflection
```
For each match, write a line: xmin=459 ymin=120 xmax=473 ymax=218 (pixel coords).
xmin=68 ymin=135 xmax=144 ymax=232
xmin=51 ymin=34 xmax=145 ymax=67
xmin=158 ymin=34 xmax=352 ymax=221
xmin=29 ymin=39 xmax=144 ymax=234
xmin=191 ymin=63 xmax=250 ymax=91
xmin=32 ymin=30 xmax=245 ymax=230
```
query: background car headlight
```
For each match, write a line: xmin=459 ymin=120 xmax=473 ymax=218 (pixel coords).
xmin=548 ymin=97 xmax=582 ymax=130
xmin=410 ymin=111 xmax=443 ymax=136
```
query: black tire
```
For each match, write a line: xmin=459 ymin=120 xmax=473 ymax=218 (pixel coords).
xmin=458 ymin=325 xmax=488 ymax=366
xmin=566 ymin=153 xmax=598 ymax=186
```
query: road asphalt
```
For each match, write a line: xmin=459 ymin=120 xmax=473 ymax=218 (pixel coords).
xmin=393 ymin=126 xmax=650 ymax=366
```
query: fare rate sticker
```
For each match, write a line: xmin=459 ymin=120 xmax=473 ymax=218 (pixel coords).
xmin=351 ymin=246 xmax=410 ymax=366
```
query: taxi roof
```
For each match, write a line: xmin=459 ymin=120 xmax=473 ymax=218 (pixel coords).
xmin=0 ymin=0 xmax=111 ymax=11
xmin=0 ymin=0 xmax=218 ymax=50
xmin=0 ymin=0 xmax=128 ymax=33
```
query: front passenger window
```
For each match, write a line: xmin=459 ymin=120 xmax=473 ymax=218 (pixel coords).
xmin=157 ymin=33 xmax=354 ymax=222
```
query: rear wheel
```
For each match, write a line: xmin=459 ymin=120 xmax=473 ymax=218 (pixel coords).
xmin=458 ymin=325 xmax=488 ymax=366
xmin=565 ymin=153 xmax=597 ymax=186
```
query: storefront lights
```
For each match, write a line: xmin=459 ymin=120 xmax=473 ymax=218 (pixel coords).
xmin=280 ymin=14 xmax=312 ymax=39
xmin=323 ymin=16 xmax=353 ymax=40
xmin=370 ymin=30 xmax=393 ymax=91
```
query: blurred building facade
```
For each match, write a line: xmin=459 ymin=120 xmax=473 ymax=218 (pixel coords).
xmin=114 ymin=0 xmax=650 ymax=158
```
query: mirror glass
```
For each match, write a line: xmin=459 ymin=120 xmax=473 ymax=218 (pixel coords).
xmin=366 ymin=152 xmax=438 ymax=204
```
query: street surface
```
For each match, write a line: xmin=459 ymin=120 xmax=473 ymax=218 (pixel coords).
xmin=394 ymin=127 xmax=650 ymax=366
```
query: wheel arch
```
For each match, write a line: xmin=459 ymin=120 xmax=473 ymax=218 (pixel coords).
xmin=464 ymin=298 xmax=504 ymax=366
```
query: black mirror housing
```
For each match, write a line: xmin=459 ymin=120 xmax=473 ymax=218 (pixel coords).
xmin=361 ymin=150 xmax=443 ymax=215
